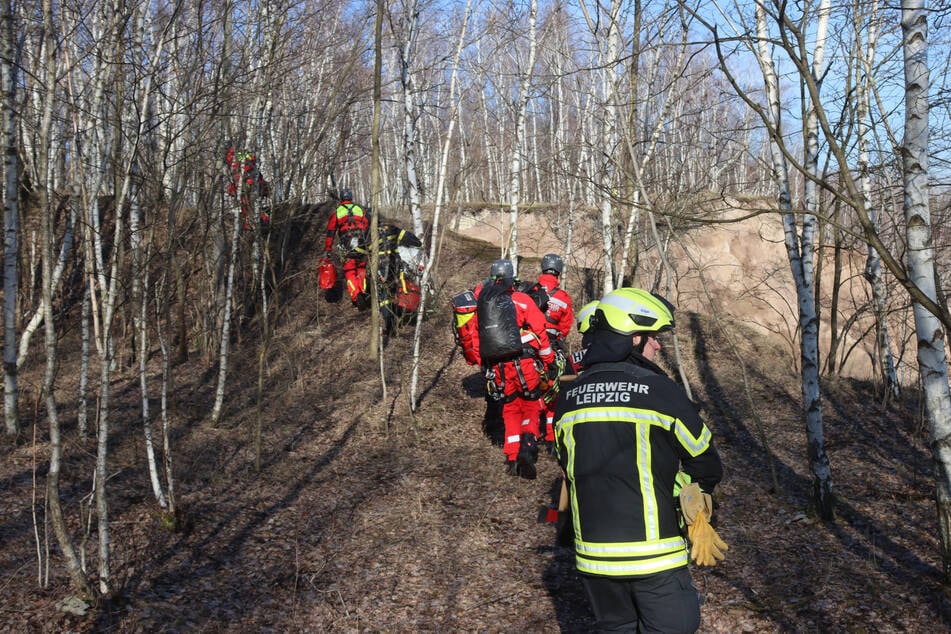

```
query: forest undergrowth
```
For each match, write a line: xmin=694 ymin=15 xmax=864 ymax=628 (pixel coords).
xmin=1 ymin=208 xmax=950 ymax=633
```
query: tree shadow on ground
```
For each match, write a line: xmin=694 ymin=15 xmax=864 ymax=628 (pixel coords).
xmin=542 ymin=543 xmax=596 ymax=633
xmin=95 ymin=418 xmax=361 ymax=631
xmin=688 ymin=312 xmax=816 ymax=632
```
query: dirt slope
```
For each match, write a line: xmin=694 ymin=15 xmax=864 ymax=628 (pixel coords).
xmin=1 ymin=207 xmax=949 ymax=633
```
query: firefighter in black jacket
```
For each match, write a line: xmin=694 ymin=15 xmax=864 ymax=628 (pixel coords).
xmin=553 ymin=287 xmax=726 ymax=633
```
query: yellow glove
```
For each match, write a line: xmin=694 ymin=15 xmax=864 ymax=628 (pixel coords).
xmin=678 ymin=482 xmax=713 ymax=525
xmin=687 ymin=509 xmax=728 ymax=566
xmin=679 ymin=482 xmax=728 ymax=566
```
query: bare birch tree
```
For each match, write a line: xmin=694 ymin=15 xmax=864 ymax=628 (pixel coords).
xmin=410 ymin=0 xmax=472 ymax=410
xmin=369 ymin=0 xmax=384 ymax=360
xmin=704 ymin=0 xmax=836 ymax=517
xmin=578 ymin=0 xmax=622 ymax=292
xmin=899 ymin=0 xmax=951 ymax=578
xmin=36 ymin=0 xmax=92 ymax=598
xmin=392 ymin=0 xmax=426 ymax=239
xmin=1 ymin=0 xmax=17 ymax=435
xmin=854 ymin=3 xmax=900 ymax=400
xmin=505 ymin=0 xmax=537 ymax=274
xmin=615 ymin=5 xmax=692 ymax=288
xmin=702 ymin=0 xmax=951 ymax=522
xmin=211 ymin=201 xmax=243 ymax=426
xmin=794 ymin=0 xmax=835 ymax=519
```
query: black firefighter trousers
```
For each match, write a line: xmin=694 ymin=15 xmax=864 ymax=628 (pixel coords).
xmin=581 ymin=566 xmax=701 ymax=633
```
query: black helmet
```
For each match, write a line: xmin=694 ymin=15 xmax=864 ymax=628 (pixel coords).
xmin=489 ymin=259 xmax=514 ymax=279
xmin=340 ymin=188 xmax=353 ymax=201
xmin=541 ymin=253 xmax=564 ymax=275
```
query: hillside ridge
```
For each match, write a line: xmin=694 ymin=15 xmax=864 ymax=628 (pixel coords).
xmin=0 ymin=209 xmax=946 ymax=632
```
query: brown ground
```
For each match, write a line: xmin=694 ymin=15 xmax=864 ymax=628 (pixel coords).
xmin=2 ymin=209 xmax=950 ymax=633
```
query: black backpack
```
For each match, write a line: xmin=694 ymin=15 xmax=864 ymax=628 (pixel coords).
xmin=515 ymin=280 xmax=550 ymax=313
xmin=477 ymin=284 xmax=524 ymax=364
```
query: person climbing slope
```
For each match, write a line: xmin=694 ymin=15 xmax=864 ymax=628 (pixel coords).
xmin=324 ymin=188 xmax=371 ymax=309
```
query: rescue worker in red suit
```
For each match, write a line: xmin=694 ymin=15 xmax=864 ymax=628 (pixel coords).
xmin=468 ymin=262 xmax=504 ymax=446
xmin=324 ymin=188 xmax=370 ymax=309
xmin=225 ymin=147 xmax=271 ymax=229
xmin=376 ymin=223 xmax=423 ymax=336
xmin=536 ymin=253 xmax=574 ymax=445
xmin=476 ymin=259 xmax=557 ymax=479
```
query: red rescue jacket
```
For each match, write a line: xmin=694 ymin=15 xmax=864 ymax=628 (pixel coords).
xmin=538 ymin=273 xmax=574 ymax=343
xmin=325 ymin=201 xmax=369 ymax=252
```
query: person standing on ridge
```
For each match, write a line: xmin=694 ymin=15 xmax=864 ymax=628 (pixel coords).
xmin=478 ymin=259 xmax=557 ymax=479
xmin=553 ymin=287 xmax=726 ymax=633
xmin=324 ymin=188 xmax=370 ymax=309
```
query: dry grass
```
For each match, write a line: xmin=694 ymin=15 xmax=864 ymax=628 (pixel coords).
xmin=1 ymin=214 xmax=949 ymax=633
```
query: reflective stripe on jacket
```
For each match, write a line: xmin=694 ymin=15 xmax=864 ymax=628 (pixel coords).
xmin=325 ymin=202 xmax=369 ymax=251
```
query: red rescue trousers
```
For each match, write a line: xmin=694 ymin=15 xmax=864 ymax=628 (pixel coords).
xmin=493 ymin=357 xmax=543 ymax=461
xmin=343 ymin=258 xmax=367 ymax=302
xmin=502 ymin=396 xmax=542 ymax=461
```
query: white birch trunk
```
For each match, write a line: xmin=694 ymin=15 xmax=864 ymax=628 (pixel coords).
xmin=530 ymin=115 xmax=541 ymax=203
xmin=79 ymin=283 xmax=90 ymax=438
xmin=137 ymin=231 xmax=166 ymax=508
xmin=477 ymin=53 xmax=496 ymax=204
xmin=156 ymin=289 xmax=177 ymax=519
xmin=552 ymin=51 xmax=566 ymax=203
xmin=16 ymin=208 xmax=76 ymax=369
xmin=36 ymin=0 xmax=90 ymax=595
xmin=800 ymin=0 xmax=834 ymax=519
xmin=617 ymin=190 xmax=639 ymax=287
xmin=2 ymin=0 xmax=17 ymax=434
xmin=755 ymin=0 xmax=833 ymax=518
xmin=410 ymin=0 xmax=472 ymax=410
xmin=900 ymin=0 xmax=951 ymax=579
xmin=211 ymin=205 xmax=243 ymax=426
xmin=398 ymin=0 xmax=425 ymax=238
xmin=506 ymin=0 xmax=537 ymax=273
xmin=94 ymin=148 xmax=135 ymax=598
xmin=856 ymin=6 xmax=900 ymax=399
xmin=369 ymin=0 xmax=384 ymax=359
xmin=579 ymin=0 xmax=622 ymax=293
